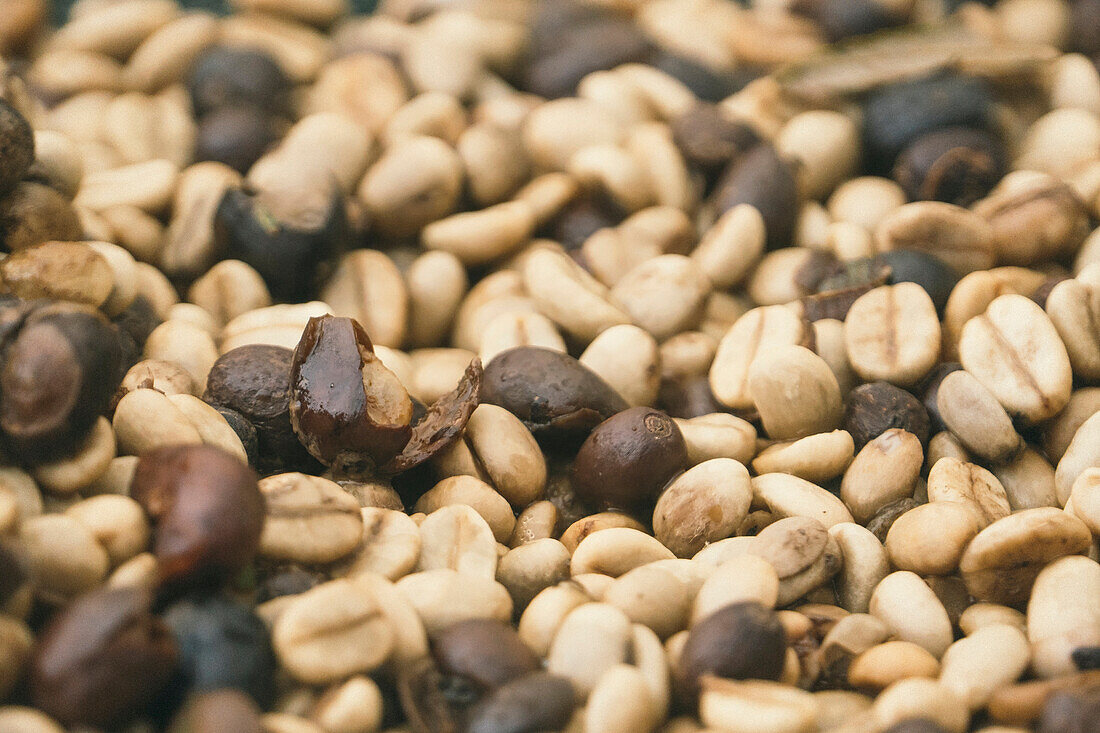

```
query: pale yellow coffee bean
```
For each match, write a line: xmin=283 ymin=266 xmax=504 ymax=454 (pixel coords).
xmin=840 ymin=429 xmax=923 ymax=524
xmin=884 ymin=502 xmax=981 ymax=577
xmin=830 ymin=522 xmax=889 ymax=615
xmin=958 ymin=293 xmax=1073 ymax=423
xmin=869 ymin=572 xmax=954 ymax=658
xmin=847 ymin=641 xmax=940 ymax=692
xmin=320 ymin=250 xmax=408 ymax=349
xmin=958 ymin=507 xmax=1092 ymax=605
xmin=926 ymin=457 xmax=1011 ymax=527
xmin=699 ymin=678 xmax=818 ymax=733
xmin=939 ymin=623 xmax=1030 ymax=710
xmin=752 ymin=430 xmax=854 ymax=484
xmin=1028 ymin=554 xmax=1100 ymax=679
xmin=653 ymin=458 xmax=752 ymax=559
xmin=709 ymin=306 xmax=812 ymax=410
xmin=748 ymin=345 xmax=842 ymax=441
xmin=570 ymin=528 xmax=675 ymax=578
xmin=871 ymin=678 xmax=969 ymax=733
xmin=936 ymin=369 xmax=1022 ymax=465
xmin=844 ymin=283 xmax=941 ymax=386
xmin=579 ymin=325 xmax=660 ymax=408
xmin=752 ymin=473 xmax=854 ymax=528
xmin=272 ymin=578 xmax=396 ymax=685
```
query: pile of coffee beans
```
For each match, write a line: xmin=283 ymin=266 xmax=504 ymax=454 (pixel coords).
xmin=0 ymin=0 xmax=1100 ymax=731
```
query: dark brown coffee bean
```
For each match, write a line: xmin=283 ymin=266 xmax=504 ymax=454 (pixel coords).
xmin=214 ymin=183 xmax=348 ymax=302
xmin=163 ymin=594 xmax=276 ymax=706
xmin=875 ymin=249 xmax=959 ymax=313
xmin=481 ymin=347 xmax=628 ymax=449
xmin=432 ymin=620 xmax=540 ymax=692
xmin=712 ymin=143 xmax=798 ymax=250
xmin=867 ymin=498 xmax=921 ymax=542
xmin=679 ymin=601 xmax=787 ymax=695
xmin=1073 ymin=647 xmax=1100 ymax=671
xmin=1071 ymin=0 xmax=1100 ymax=55
xmin=169 ymin=690 xmax=263 ymax=733
xmin=798 ymin=0 xmax=907 ymax=41
xmin=188 ymin=46 xmax=291 ymax=117
xmin=658 ymin=375 xmax=729 ymax=419
xmin=653 ymin=52 xmax=748 ymax=102
xmin=0 ymin=181 xmax=82 ymax=252
xmin=1038 ymin=686 xmax=1100 ymax=733
xmin=204 ymin=344 xmax=316 ymax=474
xmin=540 ymin=192 xmax=624 ymax=252
xmin=0 ymin=97 xmax=33 ymax=197
xmin=289 ymin=315 xmax=413 ymax=468
xmin=0 ymin=302 xmax=122 ymax=464
xmin=112 ymin=295 xmax=163 ymax=376
xmin=671 ymin=104 xmax=761 ymax=176
xmin=523 ymin=13 xmax=652 ymax=99
xmin=862 ymin=76 xmax=994 ymax=167
xmin=381 ymin=359 xmax=482 ymax=476
xmin=572 ymin=406 xmax=688 ymax=512
xmin=214 ymin=406 xmax=260 ymax=466
xmin=131 ymin=444 xmax=263 ymax=592
xmin=844 ymin=382 xmax=930 ymax=450
xmin=30 ymin=586 xmax=178 ymax=728
xmin=892 ymin=126 xmax=1005 ymax=207
xmin=465 ymin=672 xmax=576 ymax=733
xmin=195 ymin=105 xmax=281 ymax=174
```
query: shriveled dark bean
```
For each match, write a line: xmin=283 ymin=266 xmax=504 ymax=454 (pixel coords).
xmin=204 ymin=344 xmax=317 ymax=474
xmin=892 ymin=126 xmax=1005 ymax=207
xmin=862 ymin=75 xmax=994 ymax=167
xmin=130 ymin=444 xmax=263 ymax=592
xmin=867 ymin=498 xmax=921 ymax=543
xmin=572 ymin=406 xmax=688 ymax=512
xmin=540 ymin=192 xmax=624 ymax=252
xmin=30 ymin=586 xmax=177 ymax=728
xmin=480 ymin=347 xmax=628 ymax=449
xmin=845 ymin=382 xmax=930 ymax=450
xmin=195 ymin=105 xmax=281 ymax=174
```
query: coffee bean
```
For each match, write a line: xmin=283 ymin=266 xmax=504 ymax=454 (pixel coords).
xmin=289 ymin=315 xmax=413 ymax=468
xmin=973 ymin=171 xmax=1089 ymax=266
xmin=131 ymin=444 xmax=263 ymax=592
xmin=195 ymin=105 xmax=281 ymax=174
xmin=0 ymin=302 xmax=122 ymax=464
xmin=465 ymin=671 xmax=576 ymax=733
xmin=30 ymin=587 xmax=177 ymax=728
xmin=523 ymin=14 xmax=652 ymax=99
xmin=958 ymin=294 xmax=1073 ymax=423
xmin=799 ymin=0 xmax=907 ymax=41
xmin=214 ymin=183 xmax=348 ymax=302
xmin=272 ymin=577 xmax=396 ymax=684
xmin=188 ymin=46 xmax=291 ymax=117
xmin=1038 ymin=686 xmax=1100 ymax=733
xmin=862 ymin=75 xmax=994 ymax=167
xmin=881 ymin=720 xmax=952 ymax=733
xmin=169 ymin=690 xmax=263 ymax=733
xmin=572 ymin=407 xmax=687 ymax=512
xmin=844 ymin=382 xmax=930 ymax=450
xmin=934 ymin=371 xmax=1022 ymax=464
xmin=892 ymin=126 xmax=1005 ymax=207
xmin=432 ymin=619 xmax=540 ymax=692
xmin=0 ymin=180 xmax=83 ymax=253
xmin=844 ymin=283 xmax=941 ymax=387
xmin=679 ymin=602 xmax=787 ymax=694
xmin=481 ymin=347 xmax=628 ymax=449
xmin=670 ymin=104 xmax=760 ymax=176
xmin=258 ymin=472 xmax=362 ymax=564
xmin=203 ymin=343 xmax=316 ymax=474
xmin=0 ymin=97 xmax=33 ymax=197
xmin=712 ymin=143 xmax=799 ymax=250
xmin=873 ymin=250 xmax=959 ymax=314
xmin=163 ymin=594 xmax=276 ymax=706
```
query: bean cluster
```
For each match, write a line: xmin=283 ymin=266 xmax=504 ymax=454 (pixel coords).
xmin=0 ymin=0 xmax=1099 ymax=732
